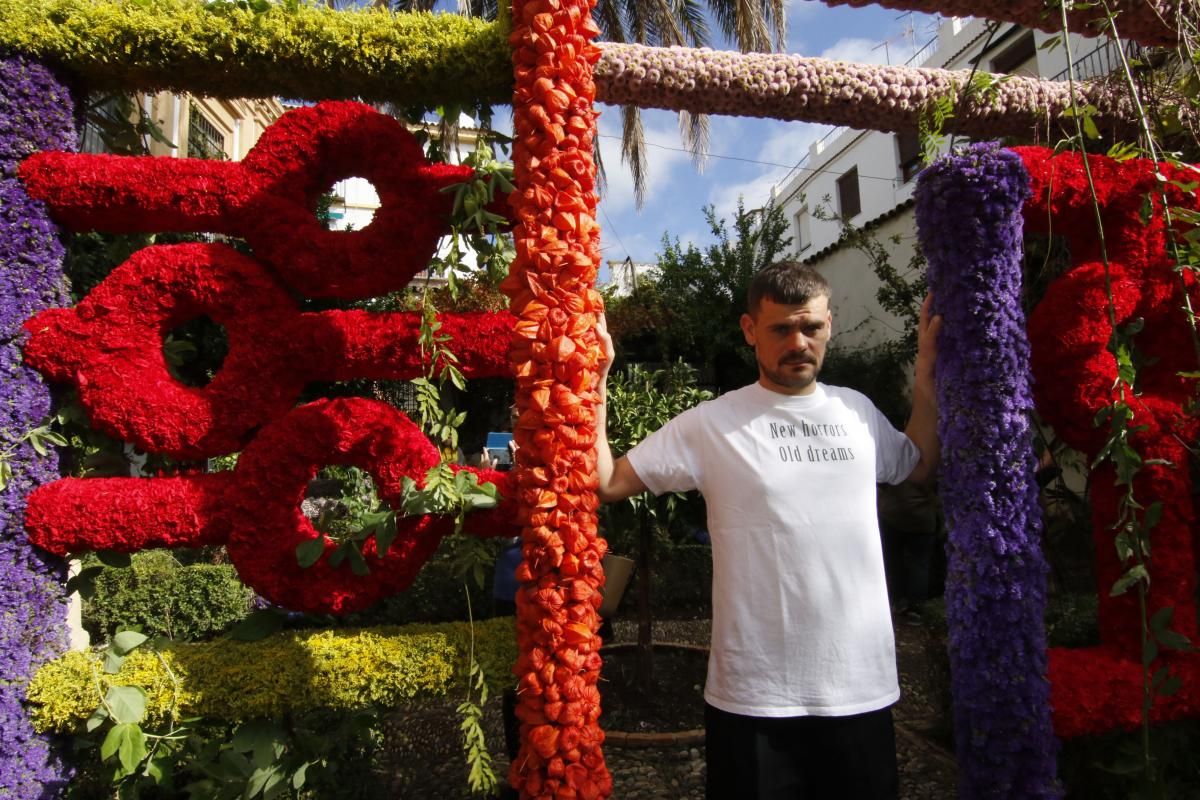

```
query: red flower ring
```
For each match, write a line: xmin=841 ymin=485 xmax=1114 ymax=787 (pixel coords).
xmin=1020 ymin=146 xmax=1200 ymax=737
xmin=25 ymin=242 xmax=515 ymax=459
xmin=218 ymin=101 xmax=474 ymax=298
xmin=20 ymin=101 xmax=483 ymax=299
xmin=24 ymin=242 xmax=303 ymax=459
xmin=227 ymin=397 xmax=450 ymax=614
xmin=25 ymin=396 xmax=520 ymax=613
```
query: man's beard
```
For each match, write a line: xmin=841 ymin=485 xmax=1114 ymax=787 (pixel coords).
xmin=759 ymin=353 xmax=821 ymax=390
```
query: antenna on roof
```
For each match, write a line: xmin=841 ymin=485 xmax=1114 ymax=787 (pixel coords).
xmin=873 ymin=10 xmax=919 ymax=64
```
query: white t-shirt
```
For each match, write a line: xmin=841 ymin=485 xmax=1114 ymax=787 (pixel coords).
xmin=626 ymin=382 xmax=919 ymax=718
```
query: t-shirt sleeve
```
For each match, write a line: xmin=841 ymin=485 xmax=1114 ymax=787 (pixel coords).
xmin=624 ymin=408 xmax=702 ymax=496
xmin=868 ymin=403 xmax=920 ymax=484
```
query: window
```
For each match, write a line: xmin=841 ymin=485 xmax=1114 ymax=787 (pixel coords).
xmin=896 ymin=129 xmax=922 ymax=183
xmin=991 ymin=32 xmax=1037 ymax=76
xmin=836 ymin=167 xmax=861 ymax=221
xmin=187 ymin=108 xmax=227 ymax=160
xmin=795 ymin=208 xmax=811 ymax=253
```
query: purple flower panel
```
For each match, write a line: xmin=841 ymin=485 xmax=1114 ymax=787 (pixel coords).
xmin=0 ymin=52 xmax=76 ymax=798
xmin=915 ymin=142 xmax=1059 ymax=799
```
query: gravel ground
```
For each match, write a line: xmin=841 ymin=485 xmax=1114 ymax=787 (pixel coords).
xmin=382 ymin=617 xmax=958 ymax=799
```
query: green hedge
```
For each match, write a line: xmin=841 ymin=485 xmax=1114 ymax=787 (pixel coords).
xmin=83 ymin=550 xmax=254 ymax=642
xmin=28 ymin=616 xmax=517 ymax=733
xmin=0 ymin=0 xmax=511 ymax=107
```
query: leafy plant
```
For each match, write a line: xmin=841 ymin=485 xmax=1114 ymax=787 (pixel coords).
xmin=603 ymin=361 xmax=712 ymax=690
xmin=82 ymin=550 xmax=255 ymax=643
xmin=606 ymin=200 xmax=792 ymax=391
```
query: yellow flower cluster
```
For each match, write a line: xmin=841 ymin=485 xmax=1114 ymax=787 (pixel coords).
xmin=0 ymin=0 xmax=512 ymax=107
xmin=27 ymin=617 xmax=518 ymax=733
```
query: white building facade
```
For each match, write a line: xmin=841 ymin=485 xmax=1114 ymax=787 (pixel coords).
xmin=769 ymin=16 xmax=1131 ymax=350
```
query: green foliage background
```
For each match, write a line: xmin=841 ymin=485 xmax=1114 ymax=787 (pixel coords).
xmin=82 ymin=550 xmax=254 ymax=643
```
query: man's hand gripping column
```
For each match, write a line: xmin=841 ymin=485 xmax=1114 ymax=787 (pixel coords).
xmin=594 ymin=314 xmax=648 ymax=503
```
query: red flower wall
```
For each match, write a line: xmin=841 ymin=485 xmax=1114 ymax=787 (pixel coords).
xmin=21 ymin=100 xmax=520 ymax=615
xmin=1020 ymin=146 xmax=1200 ymax=738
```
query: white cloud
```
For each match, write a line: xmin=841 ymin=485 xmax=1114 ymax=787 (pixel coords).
xmin=759 ymin=120 xmax=829 ymax=169
xmin=596 ymin=108 xmax=692 ymax=216
xmin=819 ymin=36 xmax=892 ymax=66
xmin=707 ymin=121 xmax=828 ymax=221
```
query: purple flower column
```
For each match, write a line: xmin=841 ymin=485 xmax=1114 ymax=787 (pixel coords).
xmin=0 ymin=52 xmax=76 ymax=797
xmin=915 ymin=142 xmax=1059 ymax=799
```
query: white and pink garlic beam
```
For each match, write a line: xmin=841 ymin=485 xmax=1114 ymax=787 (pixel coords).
xmin=821 ymin=0 xmax=1184 ymax=48
xmin=595 ymin=44 xmax=1142 ymax=137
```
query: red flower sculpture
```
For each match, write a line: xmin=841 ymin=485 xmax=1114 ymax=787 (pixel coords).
xmin=503 ymin=0 xmax=612 ymax=796
xmin=20 ymin=101 xmax=477 ymax=298
xmin=24 ymin=242 xmax=513 ymax=459
xmin=19 ymin=100 xmax=521 ymax=615
xmin=1020 ymin=146 xmax=1200 ymax=737
xmin=26 ymin=397 xmax=519 ymax=614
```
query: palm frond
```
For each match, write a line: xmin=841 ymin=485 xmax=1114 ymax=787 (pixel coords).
xmin=593 ymin=135 xmax=608 ymax=205
xmin=735 ymin=0 xmax=772 ymax=52
xmin=620 ymin=0 xmax=651 ymax=50
xmin=457 ymin=0 xmax=498 ymax=19
xmin=678 ymin=110 xmax=710 ymax=173
xmin=621 ymin=104 xmax=648 ymax=208
xmin=672 ymin=0 xmax=711 ymax=48
xmin=593 ymin=0 xmax=628 ymax=44
xmin=645 ymin=0 xmax=686 ymax=46
xmin=765 ymin=0 xmax=786 ymax=51
xmin=708 ymin=4 xmax=738 ymax=51
xmin=388 ymin=0 xmax=439 ymax=10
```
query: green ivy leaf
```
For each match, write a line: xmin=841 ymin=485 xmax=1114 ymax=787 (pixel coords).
xmin=228 ymin=610 xmax=285 ymax=642
xmin=86 ymin=707 xmax=108 ymax=733
xmin=105 ymin=685 xmax=147 ymax=724
xmin=103 ymin=650 xmax=127 ymax=675
xmin=65 ymin=565 xmax=105 ymax=599
xmin=348 ymin=545 xmax=370 ymax=576
xmin=295 ymin=537 xmax=326 ymax=569
xmin=374 ymin=513 xmax=399 ymax=557
xmin=232 ymin=719 xmax=286 ymax=769
xmin=1110 ymin=564 xmax=1150 ymax=597
xmin=100 ymin=723 xmax=146 ymax=775
xmin=111 ymin=630 xmax=148 ymax=656
xmin=97 ymin=551 xmax=132 ymax=569
xmin=292 ymin=762 xmax=310 ymax=790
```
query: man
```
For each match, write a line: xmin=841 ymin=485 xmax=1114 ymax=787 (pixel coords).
xmin=595 ymin=261 xmax=940 ymax=799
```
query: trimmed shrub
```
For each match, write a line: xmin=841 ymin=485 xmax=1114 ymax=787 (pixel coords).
xmin=82 ymin=550 xmax=254 ymax=642
xmin=27 ymin=617 xmax=518 ymax=733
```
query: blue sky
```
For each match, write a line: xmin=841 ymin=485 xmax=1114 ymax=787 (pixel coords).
xmin=578 ymin=0 xmax=941 ymax=279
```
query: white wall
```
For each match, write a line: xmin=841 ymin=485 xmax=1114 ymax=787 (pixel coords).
xmin=769 ymin=17 xmax=1121 ymax=341
xmin=810 ymin=213 xmax=921 ymax=352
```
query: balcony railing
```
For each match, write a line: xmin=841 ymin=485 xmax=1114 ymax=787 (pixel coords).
xmin=1052 ymin=39 xmax=1144 ymax=82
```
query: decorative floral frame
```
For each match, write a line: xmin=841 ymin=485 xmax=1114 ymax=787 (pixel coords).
xmin=1 ymin=0 xmax=1197 ymax=798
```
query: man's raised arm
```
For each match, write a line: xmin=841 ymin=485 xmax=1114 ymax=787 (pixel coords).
xmin=904 ymin=294 xmax=941 ymax=484
xmin=595 ymin=315 xmax=649 ymax=503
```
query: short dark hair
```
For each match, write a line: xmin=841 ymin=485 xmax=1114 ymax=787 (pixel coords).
xmin=746 ymin=261 xmax=830 ymax=315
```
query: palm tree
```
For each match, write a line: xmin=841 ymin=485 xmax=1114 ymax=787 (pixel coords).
xmin=378 ymin=0 xmax=789 ymax=205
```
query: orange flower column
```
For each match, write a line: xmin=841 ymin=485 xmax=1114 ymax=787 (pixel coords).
xmin=503 ymin=0 xmax=612 ymax=797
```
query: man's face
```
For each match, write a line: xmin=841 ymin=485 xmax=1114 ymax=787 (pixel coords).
xmin=739 ymin=295 xmax=832 ymax=395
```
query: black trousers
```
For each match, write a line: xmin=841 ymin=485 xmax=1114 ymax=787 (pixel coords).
xmin=705 ymin=704 xmax=899 ymax=800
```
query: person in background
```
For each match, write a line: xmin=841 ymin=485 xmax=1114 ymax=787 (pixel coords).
xmin=594 ymin=261 xmax=941 ymax=800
